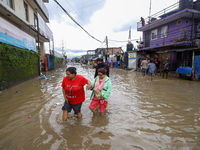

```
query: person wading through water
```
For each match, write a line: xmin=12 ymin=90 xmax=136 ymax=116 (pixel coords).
xmin=163 ymin=58 xmax=171 ymax=79
xmin=61 ymin=67 xmax=91 ymax=121
xmin=94 ymin=58 xmax=109 ymax=78
xmin=87 ymin=68 xmax=112 ymax=115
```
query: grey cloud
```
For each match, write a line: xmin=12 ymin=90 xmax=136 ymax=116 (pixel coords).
xmin=112 ymin=19 xmax=138 ymax=33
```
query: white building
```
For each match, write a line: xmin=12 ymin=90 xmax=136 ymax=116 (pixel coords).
xmin=0 ymin=0 xmax=53 ymax=61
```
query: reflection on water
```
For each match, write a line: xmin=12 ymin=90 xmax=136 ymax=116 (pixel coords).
xmin=0 ymin=64 xmax=200 ymax=150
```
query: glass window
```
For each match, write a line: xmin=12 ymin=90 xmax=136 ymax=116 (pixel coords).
xmin=34 ymin=13 xmax=38 ymax=30
xmin=24 ymin=2 xmax=29 ymax=21
xmin=177 ymin=20 xmax=182 ymax=25
xmin=161 ymin=25 xmax=168 ymax=38
xmin=2 ymin=0 xmax=13 ymax=9
xmin=151 ymin=29 xmax=158 ymax=40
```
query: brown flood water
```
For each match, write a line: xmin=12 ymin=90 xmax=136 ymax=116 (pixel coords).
xmin=0 ymin=64 xmax=200 ymax=150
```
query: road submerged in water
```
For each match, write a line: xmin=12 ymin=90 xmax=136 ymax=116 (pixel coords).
xmin=0 ymin=63 xmax=200 ymax=150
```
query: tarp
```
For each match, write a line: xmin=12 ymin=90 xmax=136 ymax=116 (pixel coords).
xmin=194 ymin=55 xmax=200 ymax=79
xmin=176 ymin=67 xmax=192 ymax=75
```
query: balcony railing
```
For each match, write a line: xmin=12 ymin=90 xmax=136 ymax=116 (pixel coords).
xmin=137 ymin=0 xmax=200 ymax=30
xmin=139 ymin=24 xmax=198 ymax=50
xmin=35 ymin=0 xmax=49 ymax=19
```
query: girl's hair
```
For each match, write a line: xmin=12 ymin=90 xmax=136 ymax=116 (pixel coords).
xmin=66 ymin=67 xmax=77 ymax=75
xmin=98 ymin=68 xmax=106 ymax=75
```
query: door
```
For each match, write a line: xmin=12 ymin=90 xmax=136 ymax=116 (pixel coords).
xmin=145 ymin=32 xmax=150 ymax=47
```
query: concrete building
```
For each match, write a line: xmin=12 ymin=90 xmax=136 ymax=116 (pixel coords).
xmin=137 ymin=0 xmax=200 ymax=78
xmin=0 ymin=0 xmax=53 ymax=61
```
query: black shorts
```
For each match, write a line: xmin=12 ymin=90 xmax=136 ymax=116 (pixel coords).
xmin=62 ymin=101 xmax=82 ymax=114
xmin=164 ymin=69 xmax=169 ymax=74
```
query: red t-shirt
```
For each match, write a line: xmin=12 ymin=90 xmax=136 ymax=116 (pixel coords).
xmin=61 ymin=75 xmax=88 ymax=105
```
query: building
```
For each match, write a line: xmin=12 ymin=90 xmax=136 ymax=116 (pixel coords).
xmin=137 ymin=0 xmax=200 ymax=78
xmin=0 ymin=0 xmax=53 ymax=61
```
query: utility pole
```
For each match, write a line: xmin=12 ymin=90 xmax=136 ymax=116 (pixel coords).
xmin=60 ymin=38 xmax=66 ymax=54
xmin=106 ymin=36 xmax=108 ymax=61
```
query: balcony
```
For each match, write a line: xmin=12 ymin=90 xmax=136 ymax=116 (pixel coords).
xmin=137 ymin=0 xmax=200 ymax=31
xmin=29 ymin=0 xmax=49 ymax=22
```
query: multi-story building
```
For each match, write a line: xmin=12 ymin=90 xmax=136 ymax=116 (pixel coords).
xmin=0 ymin=0 xmax=53 ymax=61
xmin=137 ymin=0 xmax=200 ymax=78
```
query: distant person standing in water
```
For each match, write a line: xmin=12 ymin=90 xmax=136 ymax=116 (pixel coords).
xmin=141 ymin=57 xmax=148 ymax=77
xmin=146 ymin=58 xmax=156 ymax=81
xmin=61 ymin=67 xmax=91 ymax=121
xmin=154 ymin=54 xmax=160 ymax=76
xmin=162 ymin=58 xmax=171 ymax=79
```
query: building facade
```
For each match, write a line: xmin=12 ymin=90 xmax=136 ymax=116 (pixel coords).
xmin=137 ymin=0 xmax=200 ymax=78
xmin=0 ymin=0 xmax=53 ymax=61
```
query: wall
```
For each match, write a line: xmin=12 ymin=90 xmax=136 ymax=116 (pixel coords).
xmin=143 ymin=17 xmax=192 ymax=48
xmin=0 ymin=43 xmax=39 ymax=90
xmin=0 ymin=0 xmax=36 ymax=26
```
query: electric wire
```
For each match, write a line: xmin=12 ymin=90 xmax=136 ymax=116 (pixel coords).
xmin=74 ymin=0 xmax=106 ymax=11
xmin=108 ymin=38 xmax=140 ymax=43
xmin=53 ymin=0 xmax=104 ymax=43
xmin=64 ymin=0 xmax=90 ymax=30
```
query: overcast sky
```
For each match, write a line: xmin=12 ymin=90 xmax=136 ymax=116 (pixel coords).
xmin=45 ymin=0 xmax=178 ymax=58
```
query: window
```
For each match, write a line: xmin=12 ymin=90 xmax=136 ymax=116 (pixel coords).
xmin=186 ymin=19 xmax=189 ymax=24
xmin=2 ymin=0 xmax=13 ymax=8
xmin=34 ymin=13 xmax=38 ymax=30
xmin=161 ymin=25 xmax=168 ymax=38
xmin=24 ymin=2 xmax=29 ymax=21
xmin=151 ymin=29 xmax=158 ymax=40
xmin=177 ymin=20 xmax=182 ymax=25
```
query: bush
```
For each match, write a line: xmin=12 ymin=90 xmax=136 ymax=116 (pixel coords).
xmin=0 ymin=43 xmax=39 ymax=90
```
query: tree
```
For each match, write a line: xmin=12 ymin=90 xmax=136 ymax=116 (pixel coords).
xmin=74 ymin=57 xmax=78 ymax=62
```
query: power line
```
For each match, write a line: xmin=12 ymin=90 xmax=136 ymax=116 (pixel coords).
xmin=64 ymin=0 xmax=89 ymax=28
xmin=108 ymin=38 xmax=140 ymax=43
xmin=53 ymin=0 xmax=104 ymax=43
xmin=74 ymin=0 xmax=106 ymax=11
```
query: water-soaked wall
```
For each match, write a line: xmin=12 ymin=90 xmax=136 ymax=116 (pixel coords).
xmin=0 ymin=43 xmax=39 ymax=90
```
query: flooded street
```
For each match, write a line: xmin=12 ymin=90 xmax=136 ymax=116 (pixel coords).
xmin=0 ymin=64 xmax=200 ymax=150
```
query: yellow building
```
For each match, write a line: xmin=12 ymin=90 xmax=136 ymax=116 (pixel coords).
xmin=0 ymin=0 xmax=53 ymax=61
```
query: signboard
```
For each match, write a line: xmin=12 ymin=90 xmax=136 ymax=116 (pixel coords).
xmin=128 ymin=52 xmax=137 ymax=69
xmin=128 ymin=52 xmax=136 ymax=59
xmin=0 ymin=17 xmax=36 ymax=51
xmin=38 ymin=13 xmax=53 ymax=40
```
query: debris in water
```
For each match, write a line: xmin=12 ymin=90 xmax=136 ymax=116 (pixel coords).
xmin=36 ymin=104 xmax=40 ymax=107
xmin=0 ymin=91 xmax=2 ymax=94
xmin=99 ymin=131 xmax=103 ymax=134
xmin=56 ymin=103 xmax=62 ymax=106
xmin=16 ymin=90 xmax=20 ymax=93
xmin=28 ymin=116 xmax=31 ymax=118
xmin=137 ymin=130 xmax=141 ymax=135
xmin=41 ymin=96 xmax=43 ymax=99
xmin=156 ymin=137 xmax=161 ymax=142
xmin=57 ymin=82 xmax=60 ymax=84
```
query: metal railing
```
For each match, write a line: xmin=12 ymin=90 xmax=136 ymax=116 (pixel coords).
xmin=35 ymin=0 xmax=49 ymax=19
xmin=137 ymin=0 xmax=200 ymax=30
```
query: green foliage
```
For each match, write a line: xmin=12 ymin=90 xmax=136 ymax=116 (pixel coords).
xmin=0 ymin=43 xmax=39 ymax=89
xmin=74 ymin=57 xmax=78 ymax=62
xmin=54 ymin=56 xmax=64 ymax=69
